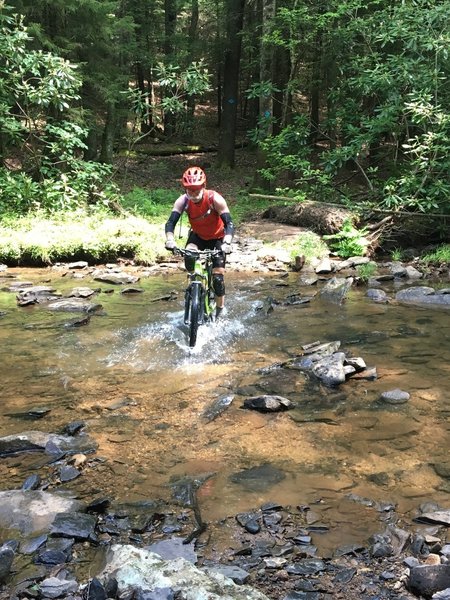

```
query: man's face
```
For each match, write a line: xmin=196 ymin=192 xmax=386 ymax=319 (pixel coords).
xmin=185 ymin=186 xmax=204 ymax=202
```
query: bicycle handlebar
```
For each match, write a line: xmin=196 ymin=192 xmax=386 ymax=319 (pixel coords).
xmin=172 ymin=247 xmax=222 ymax=258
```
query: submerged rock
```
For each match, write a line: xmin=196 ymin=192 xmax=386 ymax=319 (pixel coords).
xmin=242 ymin=395 xmax=294 ymax=412
xmin=0 ymin=430 xmax=98 ymax=457
xmin=0 ymin=490 xmax=83 ymax=535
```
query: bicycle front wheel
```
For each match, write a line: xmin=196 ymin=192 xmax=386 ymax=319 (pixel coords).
xmin=188 ymin=284 xmax=201 ymax=347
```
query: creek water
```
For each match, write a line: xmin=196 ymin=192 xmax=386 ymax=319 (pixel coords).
xmin=1 ymin=266 xmax=449 ymax=557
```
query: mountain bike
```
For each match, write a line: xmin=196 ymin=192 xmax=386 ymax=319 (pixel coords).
xmin=173 ymin=248 xmax=220 ymax=348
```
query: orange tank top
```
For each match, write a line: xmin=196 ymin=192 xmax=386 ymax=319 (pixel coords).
xmin=185 ymin=190 xmax=224 ymax=240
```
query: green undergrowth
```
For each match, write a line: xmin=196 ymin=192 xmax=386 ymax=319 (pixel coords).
xmin=0 ymin=209 xmax=180 ymax=266
xmin=420 ymin=244 xmax=450 ymax=265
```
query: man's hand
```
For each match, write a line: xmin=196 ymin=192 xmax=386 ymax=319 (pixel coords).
xmin=165 ymin=239 xmax=177 ymax=251
xmin=221 ymin=242 xmax=232 ymax=254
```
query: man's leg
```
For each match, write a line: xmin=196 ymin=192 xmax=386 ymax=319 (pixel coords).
xmin=212 ymin=267 xmax=225 ymax=317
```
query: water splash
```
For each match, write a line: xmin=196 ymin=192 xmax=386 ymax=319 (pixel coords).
xmin=105 ymin=295 xmax=254 ymax=372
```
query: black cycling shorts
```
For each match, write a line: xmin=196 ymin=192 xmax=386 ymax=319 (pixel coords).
xmin=186 ymin=232 xmax=226 ymax=268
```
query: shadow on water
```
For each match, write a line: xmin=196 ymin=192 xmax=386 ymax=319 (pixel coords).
xmin=1 ymin=267 xmax=450 ymax=555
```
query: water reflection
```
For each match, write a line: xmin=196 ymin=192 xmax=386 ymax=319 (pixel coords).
xmin=0 ymin=267 xmax=449 ymax=555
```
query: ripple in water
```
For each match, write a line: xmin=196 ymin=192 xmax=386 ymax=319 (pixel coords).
xmin=105 ymin=297 xmax=252 ymax=371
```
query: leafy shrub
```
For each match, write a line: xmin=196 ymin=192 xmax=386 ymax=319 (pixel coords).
xmin=356 ymin=262 xmax=377 ymax=282
xmin=121 ymin=187 xmax=176 ymax=218
xmin=420 ymin=244 xmax=450 ymax=265
xmin=323 ymin=219 xmax=370 ymax=258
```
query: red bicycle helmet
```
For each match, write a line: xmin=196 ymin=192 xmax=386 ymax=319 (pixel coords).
xmin=182 ymin=166 xmax=206 ymax=187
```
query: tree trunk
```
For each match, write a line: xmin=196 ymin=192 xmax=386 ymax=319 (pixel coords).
xmin=217 ymin=0 xmax=246 ymax=168
xmin=309 ymin=31 xmax=322 ymax=144
xmin=185 ymin=0 xmax=200 ymax=142
xmin=99 ymin=102 xmax=117 ymax=164
xmin=163 ymin=0 xmax=177 ymax=137
xmin=254 ymin=0 xmax=275 ymax=190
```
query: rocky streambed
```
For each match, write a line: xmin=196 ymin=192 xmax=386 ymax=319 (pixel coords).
xmin=1 ymin=225 xmax=450 ymax=599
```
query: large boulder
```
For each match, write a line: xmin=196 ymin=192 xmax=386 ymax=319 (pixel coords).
xmin=97 ymin=544 xmax=270 ymax=599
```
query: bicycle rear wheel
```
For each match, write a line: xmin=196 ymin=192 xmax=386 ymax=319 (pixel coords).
xmin=188 ymin=284 xmax=201 ymax=347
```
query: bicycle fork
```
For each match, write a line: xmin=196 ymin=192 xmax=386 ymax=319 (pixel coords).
xmin=184 ymin=280 xmax=206 ymax=325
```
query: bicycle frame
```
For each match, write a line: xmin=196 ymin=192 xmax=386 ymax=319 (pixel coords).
xmin=173 ymin=248 xmax=220 ymax=347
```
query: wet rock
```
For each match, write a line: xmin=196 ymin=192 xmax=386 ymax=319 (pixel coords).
xmin=22 ymin=474 xmax=41 ymax=490
xmin=390 ymin=262 xmax=407 ymax=277
xmin=68 ymin=261 xmax=88 ymax=269
xmin=0 ymin=430 xmax=97 ymax=457
xmin=311 ymin=352 xmax=346 ymax=386
xmin=414 ymin=511 xmax=450 ymax=526
xmin=406 ymin=265 xmax=423 ymax=279
xmin=133 ymin=588 xmax=175 ymax=600
xmin=20 ymin=534 xmax=47 ymax=554
xmin=315 ymin=258 xmax=333 ymax=274
xmin=67 ymin=286 xmax=97 ymax=298
xmin=236 ymin=512 xmax=261 ymax=533
xmin=50 ymin=512 xmax=97 ymax=540
xmin=263 ymin=556 xmax=288 ymax=569
xmin=38 ymin=576 xmax=78 ymax=598
xmin=433 ymin=589 xmax=450 ymax=599
xmin=283 ymin=293 xmax=314 ymax=306
xmin=84 ymin=577 xmax=107 ymax=600
xmin=6 ymin=406 xmax=51 ymax=420
xmin=16 ymin=286 xmax=61 ymax=306
xmin=243 ymin=395 xmax=294 ymax=412
xmin=408 ymin=565 xmax=450 ymax=599
xmin=202 ymin=394 xmax=234 ymax=421
xmin=59 ymin=465 xmax=81 ymax=482
xmin=86 ymin=497 xmax=110 ymax=514
xmin=286 ymin=559 xmax=326 ymax=575
xmin=282 ymin=592 xmax=321 ymax=600
xmin=379 ymin=389 xmax=410 ymax=404
xmin=206 ymin=564 xmax=250 ymax=584
xmin=367 ymin=288 xmax=389 ymax=303
xmin=63 ymin=314 xmax=91 ymax=327
xmin=121 ymin=286 xmax=144 ymax=294
xmin=432 ymin=463 xmax=450 ymax=479
xmin=47 ymin=298 xmax=103 ymax=313
xmin=93 ymin=271 xmax=140 ymax=285
xmin=319 ymin=276 xmax=353 ymax=304
xmin=333 ymin=567 xmax=357 ymax=584
xmin=230 ymin=464 xmax=286 ymax=492
xmin=98 ymin=544 xmax=271 ymax=599
xmin=396 ymin=286 xmax=450 ymax=307
xmin=0 ymin=490 xmax=83 ymax=535
xmin=62 ymin=421 xmax=86 ymax=436
xmin=147 ymin=537 xmax=197 ymax=563
xmin=0 ymin=545 xmax=14 ymax=583
xmin=36 ymin=537 xmax=74 ymax=564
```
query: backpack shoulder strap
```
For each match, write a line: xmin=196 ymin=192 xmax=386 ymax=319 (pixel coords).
xmin=206 ymin=189 xmax=217 ymax=212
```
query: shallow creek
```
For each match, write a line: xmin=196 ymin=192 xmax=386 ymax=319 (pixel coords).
xmin=1 ymin=266 xmax=449 ymax=557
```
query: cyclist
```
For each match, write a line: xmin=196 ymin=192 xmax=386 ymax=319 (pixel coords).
xmin=165 ymin=166 xmax=234 ymax=319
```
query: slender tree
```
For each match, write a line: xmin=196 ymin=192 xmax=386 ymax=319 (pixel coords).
xmin=217 ymin=0 xmax=246 ymax=167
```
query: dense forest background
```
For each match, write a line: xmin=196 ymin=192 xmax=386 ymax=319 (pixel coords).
xmin=1 ymin=0 xmax=449 ymax=243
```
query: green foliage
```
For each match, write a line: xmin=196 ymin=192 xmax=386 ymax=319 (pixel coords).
xmin=323 ymin=219 xmax=370 ymax=258
xmin=0 ymin=4 xmax=122 ymax=214
xmin=321 ymin=0 xmax=450 ymax=213
xmin=126 ymin=61 xmax=211 ymax=137
xmin=390 ymin=248 xmax=404 ymax=261
xmin=287 ymin=232 xmax=329 ymax=262
xmin=420 ymin=244 xmax=450 ymax=265
xmin=0 ymin=211 xmax=166 ymax=265
xmin=121 ymin=187 xmax=177 ymax=219
xmin=356 ymin=261 xmax=377 ymax=282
